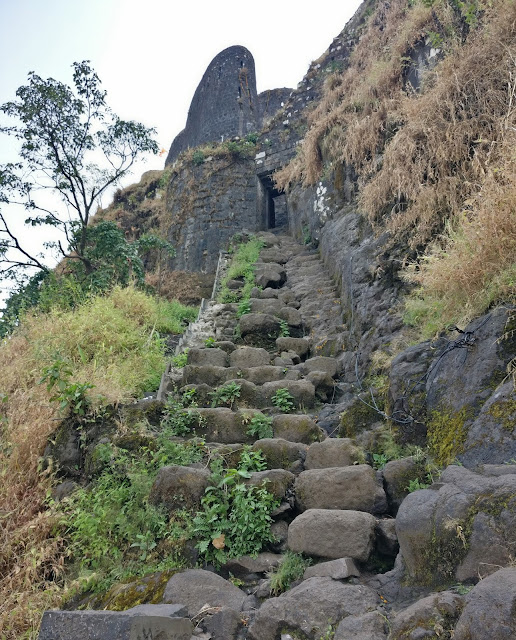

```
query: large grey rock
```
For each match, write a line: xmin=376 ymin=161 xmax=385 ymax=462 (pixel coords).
xmin=306 ymin=370 xmax=335 ymax=401
xmin=260 ymin=379 xmax=316 ymax=409
xmin=242 ymin=365 xmax=285 ymax=385
xmin=163 ymin=569 xmax=246 ymax=617
xmin=301 ymin=356 xmax=339 ymax=378
xmin=454 ymin=567 xmax=516 ymax=639
xmin=254 ymin=263 xmax=286 ymax=289
xmin=204 ymin=606 xmax=242 ymax=640
xmin=389 ymin=591 xmax=464 ymax=640
xmin=187 ymin=347 xmax=228 ymax=367
xmin=239 ymin=313 xmax=281 ymax=338
xmin=288 ymin=509 xmax=376 ymax=561
xmin=149 ymin=465 xmax=210 ymax=512
xmin=222 ymin=553 xmax=283 ymax=578
xmin=191 ymin=408 xmax=252 ymax=443
xmin=382 ymin=457 xmax=424 ymax=513
xmin=460 ymin=381 xmax=516 ymax=467
xmin=252 ymin=438 xmax=308 ymax=473
xmin=246 ymin=468 xmax=295 ymax=500
xmin=247 ymin=577 xmax=378 ymax=640
xmin=272 ymin=414 xmax=323 ymax=444
xmin=229 ymin=346 xmax=270 ymax=368
xmin=277 ymin=306 xmax=303 ymax=327
xmin=182 ymin=364 xmax=239 ymax=387
xmin=303 ymin=557 xmax=360 ymax=580
xmin=334 ymin=611 xmax=388 ymax=640
xmin=249 ymin=297 xmax=286 ymax=316
xmin=38 ymin=605 xmax=192 ymax=640
xmin=396 ymin=465 xmax=516 ymax=584
xmin=305 ymin=437 xmax=364 ymax=469
xmin=276 ymin=337 xmax=311 ymax=358
xmin=295 ymin=465 xmax=387 ymax=514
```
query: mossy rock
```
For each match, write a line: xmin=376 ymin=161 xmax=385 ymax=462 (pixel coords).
xmin=339 ymin=396 xmax=379 ymax=438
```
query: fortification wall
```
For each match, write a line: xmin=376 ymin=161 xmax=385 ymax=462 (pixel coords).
xmin=165 ymin=155 xmax=259 ymax=273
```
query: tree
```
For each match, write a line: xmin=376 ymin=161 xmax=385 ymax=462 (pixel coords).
xmin=0 ymin=61 xmax=159 ymax=284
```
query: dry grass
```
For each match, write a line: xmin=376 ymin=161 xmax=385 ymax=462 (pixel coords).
xmin=276 ymin=0 xmax=516 ymax=333
xmin=404 ymin=132 xmax=516 ymax=333
xmin=0 ymin=287 xmax=196 ymax=638
xmin=0 ymin=335 xmax=65 ymax=639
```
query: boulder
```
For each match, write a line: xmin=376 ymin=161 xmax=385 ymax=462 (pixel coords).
xmin=229 ymin=346 xmax=271 ymax=368
xmin=276 ymin=337 xmax=310 ymax=358
xmin=272 ymin=414 xmax=323 ymax=444
xmin=149 ymin=465 xmax=210 ymax=512
xmin=303 ymin=557 xmax=360 ymax=580
xmin=182 ymin=364 xmax=238 ymax=387
xmin=396 ymin=465 xmax=516 ymax=585
xmin=222 ymin=553 xmax=283 ymax=579
xmin=305 ymin=438 xmax=363 ymax=469
xmin=239 ymin=313 xmax=281 ymax=337
xmin=389 ymin=591 xmax=464 ymax=640
xmin=376 ymin=519 xmax=399 ymax=557
xmin=247 ymin=577 xmax=378 ymax=640
xmin=192 ymin=408 xmax=252 ymax=443
xmin=163 ymin=569 xmax=246 ymax=617
xmin=334 ymin=611 xmax=388 ymax=640
xmin=254 ymin=263 xmax=286 ymax=289
xmin=243 ymin=365 xmax=285 ymax=385
xmin=301 ymin=356 xmax=339 ymax=378
xmin=295 ymin=465 xmax=387 ymax=515
xmin=382 ymin=457 xmax=425 ymax=513
xmin=277 ymin=306 xmax=303 ymax=327
xmin=260 ymin=379 xmax=316 ymax=409
xmin=454 ymin=567 xmax=516 ymax=640
xmin=204 ymin=606 xmax=242 ymax=640
xmin=246 ymin=468 xmax=295 ymax=500
xmin=38 ymin=605 xmax=192 ymax=640
xmin=249 ymin=298 xmax=285 ymax=316
xmin=252 ymin=438 xmax=308 ymax=473
xmin=306 ymin=370 xmax=335 ymax=401
xmin=187 ymin=347 xmax=228 ymax=367
xmin=460 ymin=381 xmax=516 ymax=467
xmin=288 ymin=509 xmax=376 ymax=561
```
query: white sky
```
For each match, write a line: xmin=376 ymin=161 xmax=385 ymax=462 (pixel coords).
xmin=0 ymin=0 xmax=362 ymax=296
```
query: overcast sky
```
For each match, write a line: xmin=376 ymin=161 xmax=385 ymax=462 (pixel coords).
xmin=0 ymin=0 xmax=362 ymax=295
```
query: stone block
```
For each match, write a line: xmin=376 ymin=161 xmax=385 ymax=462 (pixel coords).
xmin=288 ymin=509 xmax=376 ymax=561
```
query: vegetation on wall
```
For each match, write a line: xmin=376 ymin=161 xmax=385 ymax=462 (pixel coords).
xmin=276 ymin=0 xmax=516 ymax=333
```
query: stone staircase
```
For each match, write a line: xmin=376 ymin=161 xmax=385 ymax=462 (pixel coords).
xmin=36 ymin=232 xmax=443 ymax=639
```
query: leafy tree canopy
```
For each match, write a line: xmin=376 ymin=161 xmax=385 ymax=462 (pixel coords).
xmin=0 ymin=61 xmax=159 ymax=283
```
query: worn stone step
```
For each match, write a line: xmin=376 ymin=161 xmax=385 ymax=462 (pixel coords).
xmin=294 ymin=465 xmax=388 ymax=515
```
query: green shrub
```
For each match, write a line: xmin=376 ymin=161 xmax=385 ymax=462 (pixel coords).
xmin=209 ymin=381 xmax=241 ymax=408
xmin=61 ymin=437 xmax=204 ymax=594
xmin=271 ymin=388 xmax=295 ymax=413
xmin=246 ymin=413 xmax=274 ymax=439
xmin=192 ymin=451 xmax=278 ymax=565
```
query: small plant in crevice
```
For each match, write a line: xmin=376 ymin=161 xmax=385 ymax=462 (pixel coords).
xmin=271 ymin=388 xmax=295 ymax=413
xmin=204 ymin=337 xmax=216 ymax=348
xmin=192 ymin=449 xmax=278 ymax=566
xmin=278 ymin=319 xmax=290 ymax=338
xmin=160 ymin=390 xmax=203 ymax=437
xmin=171 ymin=348 xmax=189 ymax=368
xmin=209 ymin=381 xmax=241 ymax=408
xmin=237 ymin=299 xmax=251 ymax=318
xmin=245 ymin=413 xmax=274 ymax=440
xmin=269 ymin=551 xmax=312 ymax=595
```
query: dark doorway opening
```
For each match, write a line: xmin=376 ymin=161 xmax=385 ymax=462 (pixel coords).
xmin=258 ymin=173 xmax=288 ymax=229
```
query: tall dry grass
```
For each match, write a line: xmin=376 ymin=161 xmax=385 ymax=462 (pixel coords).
xmin=276 ymin=0 xmax=516 ymax=332
xmin=0 ymin=287 xmax=197 ymax=638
